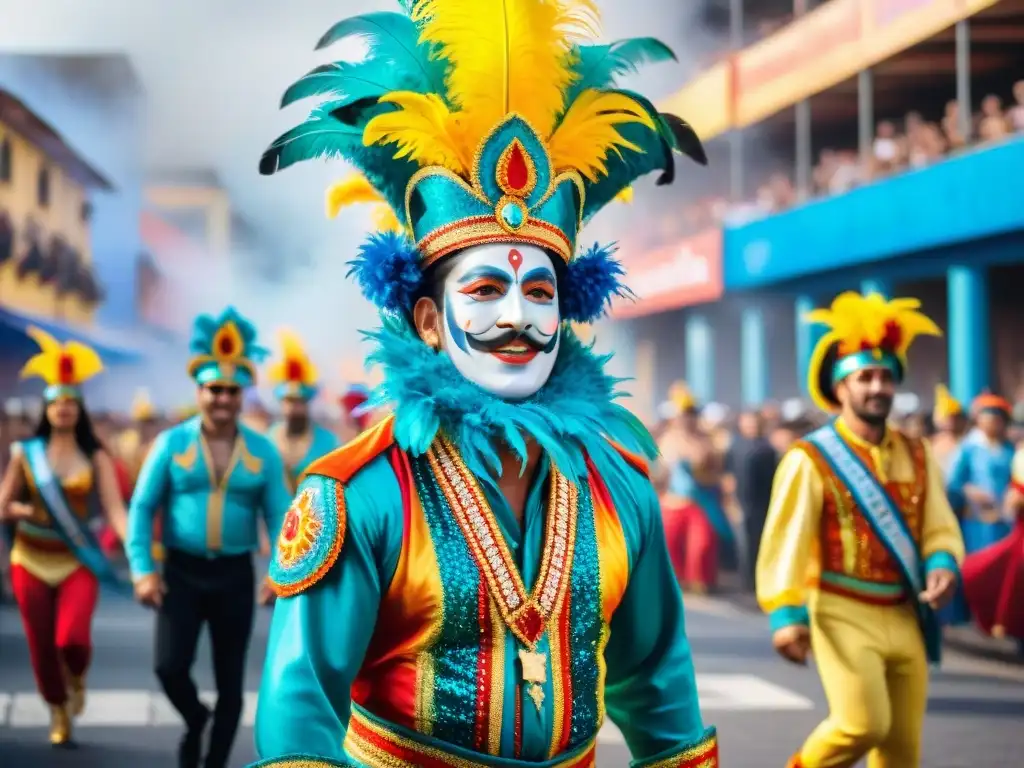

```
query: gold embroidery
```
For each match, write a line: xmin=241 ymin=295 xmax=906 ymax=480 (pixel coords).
xmin=547 ymin=609 xmax=567 ymax=759
xmin=827 ymin=480 xmax=857 ymax=574
xmin=239 ymin=440 xmax=264 ymax=474
xmin=199 ymin=435 xmax=243 ymax=552
xmin=418 ymin=214 xmax=571 ymax=268
xmin=172 ymin=442 xmax=197 ymax=471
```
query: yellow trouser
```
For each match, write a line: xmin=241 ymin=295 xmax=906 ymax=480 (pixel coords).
xmin=798 ymin=590 xmax=928 ymax=768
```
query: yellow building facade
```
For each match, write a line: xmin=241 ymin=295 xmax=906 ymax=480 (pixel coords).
xmin=0 ymin=89 xmax=111 ymax=326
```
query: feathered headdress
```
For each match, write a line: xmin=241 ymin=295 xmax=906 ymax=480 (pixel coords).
xmin=261 ymin=0 xmax=706 ymax=324
xmin=131 ymin=388 xmax=158 ymax=422
xmin=186 ymin=307 xmax=268 ymax=388
xmin=932 ymin=384 xmax=961 ymax=422
xmin=806 ymin=291 xmax=941 ymax=413
xmin=669 ymin=381 xmax=697 ymax=413
xmin=20 ymin=326 xmax=104 ymax=402
xmin=268 ymin=329 xmax=320 ymax=401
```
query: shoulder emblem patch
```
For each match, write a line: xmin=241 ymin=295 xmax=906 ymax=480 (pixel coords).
xmin=268 ymin=474 xmax=346 ymax=598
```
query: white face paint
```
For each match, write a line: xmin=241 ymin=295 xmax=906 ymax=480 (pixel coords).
xmin=441 ymin=243 xmax=561 ymax=400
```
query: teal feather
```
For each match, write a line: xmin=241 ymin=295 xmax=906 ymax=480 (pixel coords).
xmin=260 ymin=100 xmax=418 ymax=213
xmin=313 ymin=12 xmax=448 ymax=100
xmin=361 ymin=315 xmax=658 ymax=490
xmin=566 ymin=38 xmax=676 ymax=105
xmin=281 ymin=62 xmax=422 ymax=109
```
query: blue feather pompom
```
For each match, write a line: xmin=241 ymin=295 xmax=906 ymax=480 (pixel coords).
xmin=346 ymin=231 xmax=423 ymax=313
xmin=560 ymin=242 xmax=635 ymax=324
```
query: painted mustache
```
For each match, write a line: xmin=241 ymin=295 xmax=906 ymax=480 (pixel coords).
xmin=466 ymin=328 xmax=556 ymax=354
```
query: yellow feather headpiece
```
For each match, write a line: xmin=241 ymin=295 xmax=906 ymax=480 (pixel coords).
xmin=267 ymin=0 xmax=706 ymax=289
xmin=19 ymin=326 xmax=103 ymax=394
xmin=933 ymin=384 xmax=962 ymax=422
xmin=268 ymin=329 xmax=320 ymax=398
xmin=131 ymin=388 xmax=157 ymax=422
xmin=326 ymin=174 xmax=404 ymax=233
xmin=805 ymin=291 xmax=941 ymax=413
xmin=669 ymin=381 xmax=696 ymax=412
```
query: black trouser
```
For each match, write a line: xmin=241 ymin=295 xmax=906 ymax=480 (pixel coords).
xmin=155 ymin=548 xmax=255 ymax=768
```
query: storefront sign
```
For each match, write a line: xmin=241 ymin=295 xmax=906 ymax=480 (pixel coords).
xmin=611 ymin=228 xmax=723 ymax=319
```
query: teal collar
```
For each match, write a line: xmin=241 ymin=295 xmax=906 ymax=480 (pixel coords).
xmin=364 ymin=315 xmax=657 ymax=489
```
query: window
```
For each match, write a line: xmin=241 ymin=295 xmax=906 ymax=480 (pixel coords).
xmin=0 ymin=137 xmax=11 ymax=183
xmin=37 ymin=166 xmax=50 ymax=207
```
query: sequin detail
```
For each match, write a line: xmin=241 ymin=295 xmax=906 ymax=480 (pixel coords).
xmin=267 ymin=475 xmax=345 ymax=597
xmin=428 ymin=437 xmax=578 ymax=650
xmin=633 ymin=726 xmax=719 ymax=767
xmin=412 ymin=455 xmax=484 ymax=750
xmin=566 ymin=482 xmax=602 ymax=748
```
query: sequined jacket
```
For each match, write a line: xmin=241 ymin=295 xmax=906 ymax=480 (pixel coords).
xmin=254 ymin=416 xmax=718 ymax=768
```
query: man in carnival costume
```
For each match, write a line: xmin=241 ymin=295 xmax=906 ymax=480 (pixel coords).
xmin=252 ymin=1 xmax=717 ymax=767
xmin=126 ymin=307 xmax=292 ymax=768
xmin=340 ymin=383 xmax=374 ymax=437
xmin=757 ymin=291 xmax=965 ymax=768
xmin=267 ymin=330 xmax=341 ymax=493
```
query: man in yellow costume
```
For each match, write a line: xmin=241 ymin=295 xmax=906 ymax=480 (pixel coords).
xmin=757 ymin=291 xmax=965 ymax=768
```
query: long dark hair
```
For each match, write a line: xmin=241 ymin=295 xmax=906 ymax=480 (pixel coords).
xmin=34 ymin=399 xmax=104 ymax=457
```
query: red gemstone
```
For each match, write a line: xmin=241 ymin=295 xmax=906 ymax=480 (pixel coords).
xmin=286 ymin=360 xmax=303 ymax=382
xmin=515 ymin=604 xmax=544 ymax=643
xmin=57 ymin=354 xmax=75 ymax=384
xmin=218 ymin=335 xmax=235 ymax=355
xmin=506 ymin=143 xmax=529 ymax=192
xmin=281 ymin=509 xmax=300 ymax=541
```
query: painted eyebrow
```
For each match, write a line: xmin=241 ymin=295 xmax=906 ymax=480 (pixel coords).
xmin=520 ymin=267 xmax=556 ymax=284
xmin=457 ymin=266 xmax=512 ymax=284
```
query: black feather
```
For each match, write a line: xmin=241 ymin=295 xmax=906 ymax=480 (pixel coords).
xmin=661 ymin=113 xmax=707 ymax=166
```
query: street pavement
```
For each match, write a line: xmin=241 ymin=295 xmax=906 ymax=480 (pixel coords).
xmin=1 ymin=591 xmax=1022 ymax=767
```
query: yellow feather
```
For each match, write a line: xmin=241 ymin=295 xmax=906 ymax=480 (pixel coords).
xmin=614 ymin=186 xmax=634 ymax=204
xmin=547 ymin=90 xmax=655 ymax=181
xmin=271 ymin=329 xmax=319 ymax=386
xmin=325 ymin=175 xmax=386 ymax=219
xmin=805 ymin=291 xmax=940 ymax=359
xmin=412 ymin=0 xmax=599 ymax=149
xmin=64 ymin=341 xmax=104 ymax=384
xmin=371 ymin=205 xmax=403 ymax=233
xmin=363 ymin=92 xmax=470 ymax=175
xmin=26 ymin=325 xmax=61 ymax=356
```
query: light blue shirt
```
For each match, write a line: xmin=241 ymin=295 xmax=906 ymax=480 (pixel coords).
xmin=126 ymin=416 xmax=291 ymax=577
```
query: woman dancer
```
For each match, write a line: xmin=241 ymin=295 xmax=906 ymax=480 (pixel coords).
xmin=0 ymin=327 xmax=129 ymax=746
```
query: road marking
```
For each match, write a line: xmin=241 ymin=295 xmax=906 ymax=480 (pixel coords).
xmin=0 ymin=675 xmax=812 ymax=730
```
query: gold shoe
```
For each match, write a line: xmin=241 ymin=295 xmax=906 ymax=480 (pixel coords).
xmin=49 ymin=704 xmax=72 ymax=746
xmin=67 ymin=676 xmax=86 ymax=717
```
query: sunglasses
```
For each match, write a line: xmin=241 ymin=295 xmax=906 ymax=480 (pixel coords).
xmin=206 ymin=385 xmax=241 ymax=397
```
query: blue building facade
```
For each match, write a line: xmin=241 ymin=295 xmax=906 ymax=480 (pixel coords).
xmin=722 ymin=138 xmax=1024 ymax=408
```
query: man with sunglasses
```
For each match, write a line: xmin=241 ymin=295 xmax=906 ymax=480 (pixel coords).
xmin=126 ymin=307 xmax=291 ymax=768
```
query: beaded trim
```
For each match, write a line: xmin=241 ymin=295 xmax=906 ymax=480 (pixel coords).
xmin=637 ymin=727 xmax=719 ymax=768
xmin=427 ymin=436 xmax=578 ymax=649
xmin=345 ymin=707 xmax=597 ymax=768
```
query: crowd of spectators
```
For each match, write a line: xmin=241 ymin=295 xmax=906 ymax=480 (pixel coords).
xmin=669 ymin=80 xmax=1024 ymax=240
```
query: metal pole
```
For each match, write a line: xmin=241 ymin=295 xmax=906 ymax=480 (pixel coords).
xmin=729 ymin=0 xmax=745 ymax=201
xmin=955 ymin=20 xmax=971 ymax=142
xmin=858 ymin=68 xmax=874 ymax=170
xmin=795 ymin=100 xmax=812 ymax=201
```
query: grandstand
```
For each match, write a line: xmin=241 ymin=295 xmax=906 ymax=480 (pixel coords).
xmin=610 ymin=0 xmax=1024 ymax=415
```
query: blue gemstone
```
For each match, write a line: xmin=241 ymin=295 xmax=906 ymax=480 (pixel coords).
xmin=501 ymin=202 xmax=524 ymax=228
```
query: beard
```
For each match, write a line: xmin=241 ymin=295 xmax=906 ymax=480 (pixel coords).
xmin=853 ymin=394 xmax=893 ymax=426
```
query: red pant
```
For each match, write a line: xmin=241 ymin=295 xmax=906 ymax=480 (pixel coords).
xmin=10 ymin=565 xmax=99 ymax=705
xmin=662 ymin=502 xmax=719 ymax=590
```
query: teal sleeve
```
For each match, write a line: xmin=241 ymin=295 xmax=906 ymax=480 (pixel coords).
xmin=254 ymin=455 xmax=403 ymax=762
xmin=260 ymin=442 xmax=291 ymax=542
xmin=126 ymin=431 xmax=172 ymax=579
xmin=768 ymin=605 xmax=810 ymax=632
xmin=925 ymin=551 xmax=959 ymax=577
xmin=603 ymin=471 xmax=716 ymax=766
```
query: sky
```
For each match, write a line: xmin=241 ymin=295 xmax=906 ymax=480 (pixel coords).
xmin=0 ymin=0 xmax=726 ymax=398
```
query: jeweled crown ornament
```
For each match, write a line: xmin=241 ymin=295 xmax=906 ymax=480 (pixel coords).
xmin=261 ymin=0 xmax=707 ymax=324
xmin=20 ymin=326 xmax=104 ymax=402
xmin=268 ymin=329 xmax=320 ymax=401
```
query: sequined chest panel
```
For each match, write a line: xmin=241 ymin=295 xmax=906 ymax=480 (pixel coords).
xmin=803 ymin=437 xmax=927 ymax=584
xmin=362 ymin=442 xmax=629 ymax=759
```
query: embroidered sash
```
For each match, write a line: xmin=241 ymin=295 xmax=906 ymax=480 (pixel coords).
xmin=21 ymin=438 xmax=127 ymax=590
xmin=805 ymin=424 xmax=941 ymax=662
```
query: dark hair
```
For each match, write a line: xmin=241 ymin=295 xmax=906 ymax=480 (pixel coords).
xmin=34 ymin=399 xmax=104 ymax=457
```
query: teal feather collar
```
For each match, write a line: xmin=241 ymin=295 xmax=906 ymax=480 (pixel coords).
xmin=364 ymin=316 xmax=657 ymax=488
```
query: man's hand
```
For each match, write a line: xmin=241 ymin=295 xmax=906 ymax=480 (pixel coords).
xmin=133 ymin=573 xmax=165 ymax=609
xmin=772 ymin=624 xmax=811 ymax=666
xmin=258 ymin=579 xmax=277 ymax=607
xmin=5 ymin=501 xmax=35 ymax=522
xmin=919 ymin=568 xmax=958 ymax=610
